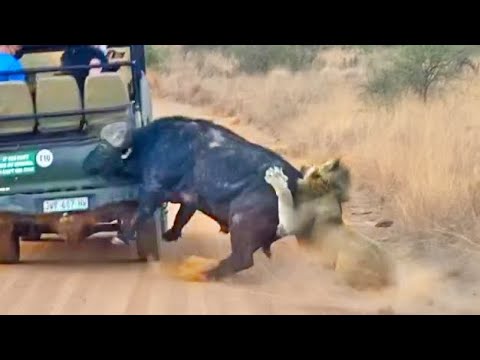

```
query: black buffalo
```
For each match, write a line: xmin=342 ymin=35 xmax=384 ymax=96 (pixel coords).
xmin=84 ymin=116 xmax=302 ymax=280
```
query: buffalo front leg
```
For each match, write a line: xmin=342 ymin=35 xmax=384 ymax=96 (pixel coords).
xmin=162 ymin=204 xmax=196 ymax=242
xmin=121 ymin=188 xmax=165 ymax=244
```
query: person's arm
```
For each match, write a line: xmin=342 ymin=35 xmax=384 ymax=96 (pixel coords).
xmin=89 ymin=47 xmax=121 ymax=73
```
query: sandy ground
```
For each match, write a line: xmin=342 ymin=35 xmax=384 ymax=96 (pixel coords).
xmin=0 ymin=98 xmax=479 ymax=315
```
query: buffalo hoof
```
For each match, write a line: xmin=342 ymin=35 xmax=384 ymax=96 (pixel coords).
xmin=118 ymin=229 xmax=135 ymax=245
xmin=175 ymin=256 xmax=219 ymax=282
xmin=219 ymin=224 xmax=229 ymax=234
xmin=262 ymin=245 xmax=272 ymax=259
xmin=162 ymin=229 xmax=181 ymax=242
xmin=111 ymin=236 xmax=128 ymax=246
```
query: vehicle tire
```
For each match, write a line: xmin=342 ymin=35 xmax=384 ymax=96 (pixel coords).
xmin=0 ymin=231 xmax=20 ymax=264
xmin=136 ymin=208 xmax=165 ymax=261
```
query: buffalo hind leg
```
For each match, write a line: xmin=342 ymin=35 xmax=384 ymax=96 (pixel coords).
xmin=206 ymin=213 xmax=276 ymax=280
xmin=163 ymin=204 xmax=196 ymax=242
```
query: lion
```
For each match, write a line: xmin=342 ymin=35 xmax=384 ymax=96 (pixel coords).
xmin=264 ymin=158 xmax=395 ymax=290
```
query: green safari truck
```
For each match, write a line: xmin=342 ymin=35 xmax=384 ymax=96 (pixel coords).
xmin=0 ymin=45 xmax=167 ymax=263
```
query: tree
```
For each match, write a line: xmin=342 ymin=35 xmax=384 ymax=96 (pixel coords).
xmin=364 ymin=45 xmax=475 ymax=103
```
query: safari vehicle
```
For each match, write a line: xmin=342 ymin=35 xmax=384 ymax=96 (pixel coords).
xmin=0 ymin=45 xmax=167 ymax=263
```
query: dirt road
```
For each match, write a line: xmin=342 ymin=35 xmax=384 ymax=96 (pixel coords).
xmin=0 ymin=99 xmax=477 ymax=315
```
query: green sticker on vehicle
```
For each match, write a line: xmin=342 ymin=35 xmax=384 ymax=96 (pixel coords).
xmin=0 ymin=151 xmax=37 ymax=177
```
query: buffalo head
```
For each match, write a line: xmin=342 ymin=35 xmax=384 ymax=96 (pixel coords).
xmin=83 ymin=121 xmax=134 ymax=176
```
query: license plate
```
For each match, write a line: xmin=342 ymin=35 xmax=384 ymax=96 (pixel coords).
xmin=43 ymin=197 xmax=89 ymax=213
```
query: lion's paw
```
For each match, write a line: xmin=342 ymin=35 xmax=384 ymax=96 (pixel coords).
xmin=264 ymin=166 xmax=289 ymax=191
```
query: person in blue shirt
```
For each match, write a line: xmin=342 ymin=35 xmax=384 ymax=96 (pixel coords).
xmin=0 ymin=45 xmax=25 ymax=82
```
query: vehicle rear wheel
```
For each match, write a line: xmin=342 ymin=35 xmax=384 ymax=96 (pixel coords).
xmin=0 ymin=230 xmax=20 ymax=264
xmin=136 ymin=208 xmax=165 ymax=261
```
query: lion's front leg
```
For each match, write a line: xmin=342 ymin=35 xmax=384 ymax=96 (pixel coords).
xmin=264 ymin=166 xmax=296 ymax=236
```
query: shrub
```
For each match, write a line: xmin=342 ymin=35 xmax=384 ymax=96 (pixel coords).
xmin=182 ymin=45 xmax=321 ymax=74
xmin=145 ymin=45 xmax=171 ymax=71
xmin=363 ymin=45 xmax=474 ymax=103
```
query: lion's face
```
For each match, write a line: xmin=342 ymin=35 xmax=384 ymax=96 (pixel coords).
xmin=300 ymin=158 xmax=351 ymax=201
xmin=300 ymin=165 xmax=329 ymax=194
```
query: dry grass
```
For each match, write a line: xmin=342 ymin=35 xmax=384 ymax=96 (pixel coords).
xmin=290 ymin=85 xmax=480 ymax=233
xmin=149 ymin=46 xmax=480 ymax=238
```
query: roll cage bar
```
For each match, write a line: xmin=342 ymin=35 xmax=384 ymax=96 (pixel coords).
xmin=19 ymin=45 xmax=146 ymax=73
xmin=0 ymin=45 xmax=146 ymax=126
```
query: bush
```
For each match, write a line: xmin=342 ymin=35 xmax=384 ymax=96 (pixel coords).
xmin=363 ymin=45 xmax=474 ymax=103
xmin=362 ymin=67 xmax=402 ymax=106
xmin=182 ymin=45 xmax=322 ymax=74
xmin=145 ymin=45 xmax=171 ymax=71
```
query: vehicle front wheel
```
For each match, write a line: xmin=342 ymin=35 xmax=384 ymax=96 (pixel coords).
xmin=0 ymin=230 xmax=20 ymax=264
xmin=136 ymin=208 xmax=165 ymax=261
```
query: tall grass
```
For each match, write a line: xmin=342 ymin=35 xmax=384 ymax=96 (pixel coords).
xmin=286 ymin=86 xmax=480 ymax=233
xmin=148 ymin=46 xmax=480 ymax=238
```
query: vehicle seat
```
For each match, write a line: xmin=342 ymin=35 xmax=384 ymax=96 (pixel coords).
xmin=35 ymin=75 xmax=83 ymax=132
xmin=83 ymin=73 xmax=130 ymax=129
xmin=0 ymin=82 xmax=35 ymax=135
